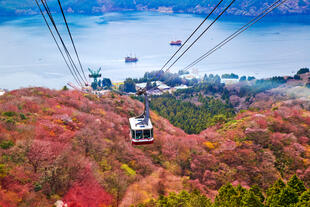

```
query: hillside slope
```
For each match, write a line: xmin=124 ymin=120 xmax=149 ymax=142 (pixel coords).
xmin=1 ymin=0 xmax=309 ymax=16
xmin=0 ymin=87 xmax=309 ymax=206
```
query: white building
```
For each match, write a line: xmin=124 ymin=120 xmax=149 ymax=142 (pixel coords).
xmin=174 ymin=85 xmax=189 ymax=90
xmin=136 ymin=81 xmax=170 ymax=91
xmin=221 ymin=79 xmax=239 ymax=85
xmin=0 ymin=89 xmax=5 ymax=96
xmin=180 ymin=74 xmax=200 ymax=80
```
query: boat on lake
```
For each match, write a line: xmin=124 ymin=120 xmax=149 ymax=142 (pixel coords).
xmin=125 ymin=56 xmax=138 ymax=63
xmin=170 ymin=40 xmax=182 ymax=46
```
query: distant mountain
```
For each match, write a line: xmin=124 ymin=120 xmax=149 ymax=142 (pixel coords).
xmin=1 ymin=0 xmax=310 ymax=16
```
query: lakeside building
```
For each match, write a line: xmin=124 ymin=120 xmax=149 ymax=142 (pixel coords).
xmin=221 ymin=78 xmax=239 ymax=85
xmin=174 ymin=85 xmax=189 ymax=90
xmin=180 ymin=74 xmax=200 ymax=80
xmin=0 ymin=89 xmax=6 ymax=96
xmin=136 ymin=81 xmax=170 ymax=91
xmin=169 ymin=85 xmax=190 ymax=94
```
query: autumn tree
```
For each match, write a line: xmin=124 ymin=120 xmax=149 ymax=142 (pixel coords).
xmin=73 ymin=123 xmax=105 ymax=161
xmin=103 ymin=170 xmax=129 ymax=207
xmin=41 ymin=151 xmax=86 ymax=196
xmin=27 ymin=140 xmax=55 ymax=173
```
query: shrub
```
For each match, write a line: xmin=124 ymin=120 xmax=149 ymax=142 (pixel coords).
xmin=121 ymin=164 xmax=136 ymax=176
xmin=34 ymin=183 xmax=42 ymax=192
xmin=0 ymin=164 xmax=8 ymax=178
xmin=20 ymin=113 xmax=27 ymax=120
xmin=0 ymin=140 xmax=14 ymax=149
xmin=2 ymin=111 xmax=17 ymax=117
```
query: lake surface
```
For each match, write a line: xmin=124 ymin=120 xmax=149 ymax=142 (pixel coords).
xmin=0 ymin=12 xmax=310 ymax=89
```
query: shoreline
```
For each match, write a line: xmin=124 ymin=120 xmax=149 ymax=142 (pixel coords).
xmin=1 ymin=7 xmax=310 ymax=19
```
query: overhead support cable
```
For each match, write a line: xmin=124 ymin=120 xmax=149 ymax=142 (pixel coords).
xmin=183 ymin=0 xmax=289 ymax=71
xmin=42 ymin=0 xmax=84 ymax=85
xmin=160 ymin=0 xmax=225 ymax=71
xmin=40 ymin=0 xmax=85 ymax=86
xmin=164 ymin=0 xmax=236 ymax=73
xmin=34 ymin=0 xmax=82 ymax=87
xmin=57 ymin=0 xmax=88 ymax=84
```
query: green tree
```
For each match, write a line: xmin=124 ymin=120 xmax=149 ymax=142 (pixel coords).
xmin=287 ymin=175 xmax=306 ymax=196
xmin=185 ymin=189 xmax=212 ymax=207
xmin=102 ymin=78 xmax=112 ymax=89
xmin=297 ymin=68 xmax=310 ymax=75
xmin=277 ymin=186 xmax=299 ymax=207
xmin=296 ymin=189 xmax=310 ymax=207
xmin=221 ymin=73 xmax=239 ymax=79
xmin=265 ymin=179 xmax=286 ymax=207
xmin=294 ymin=74 xmax=301 ymax=80
xmin=62 ymin=85 xmax=69 ymax=91
xmin=123 ymin=78 xmax=136 ymax=93
xmin=91 ymin=81 xmax=98 ymax=90
xmin=240 ymin=76 xmax=247 ymax=82
xmin=249 ymin=185 xmax=265 ymax=203
xmin=248 ymin=76 xmax=256 ymax=81
xmin=214 ymin=183 xmax=238 ymax=207
xmin=235 ymin=185 xmax=248 ymax=206
xmin=241 ymin=191 xmax=264 ymax=207
xmin=145 ymin=190 xmax=212 ymax=207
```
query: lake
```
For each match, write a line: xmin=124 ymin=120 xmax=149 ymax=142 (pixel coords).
xmin=0 ymin=12 xmax=310 ymax=89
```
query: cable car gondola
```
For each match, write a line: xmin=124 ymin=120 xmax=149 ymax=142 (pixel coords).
xmin=129 ymin=88 xmax=154 ymax=145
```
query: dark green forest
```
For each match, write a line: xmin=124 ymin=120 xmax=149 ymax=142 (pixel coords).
xmin=149 ymin=94 xmax=234 ymax=134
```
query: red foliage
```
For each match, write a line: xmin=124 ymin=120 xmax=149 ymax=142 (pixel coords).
xmin=27 ymin=140 xmax=57 ymax=173
xmin=1 ymin=87 xmax=309 ymax=206
xmin=298 ymin=136 xmax=309 ymax=145
xmin=63 ymin=175 xmax=113 ymax=207
xmin=254 ymin=115 xmax=268 ymax=129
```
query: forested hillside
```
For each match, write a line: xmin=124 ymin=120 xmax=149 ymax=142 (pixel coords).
xmin=0 ymin=86 xmax=309 ymax=206
xmin=134 ymin=69 xmax=310 ymax=135
xmin=149 ymin=94 xmax=235 ymax=134
xmin=1 ymin=0 xmax=309 ymax=16
xmin=137 ymin=176 xmax=310 ymax=206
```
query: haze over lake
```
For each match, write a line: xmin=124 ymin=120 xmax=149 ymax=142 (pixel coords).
xmin=0 ymin=12 xmax=310 ymax=89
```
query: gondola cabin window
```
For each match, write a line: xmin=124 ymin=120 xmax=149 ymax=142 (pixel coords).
xmin=144 ymin=130 xmax=151 ymax=138
xmin=136 ymin=130 xmax=143 ymax=139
